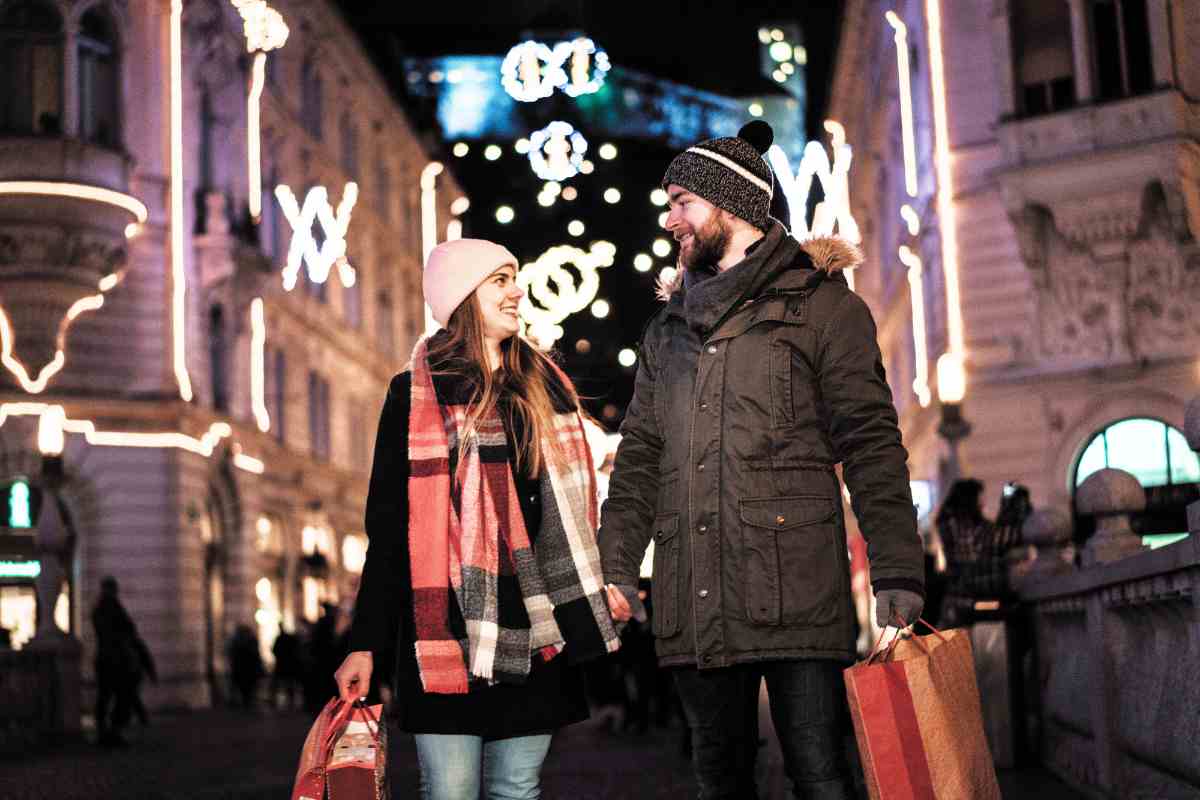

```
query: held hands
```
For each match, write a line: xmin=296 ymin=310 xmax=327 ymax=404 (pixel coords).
xmin=605 ymin=584 xmax=632 ymax=623
xmin=875 ymin=589 xmax=924 ymax=629
xmin=334 ymin=650 xmax=373 ymax=704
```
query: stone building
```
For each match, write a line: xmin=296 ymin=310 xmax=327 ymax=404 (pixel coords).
xmin=826 ymin=0 xmax=1200 ymax=536
xmin=0 ymin=0 xmax=462 ymax=709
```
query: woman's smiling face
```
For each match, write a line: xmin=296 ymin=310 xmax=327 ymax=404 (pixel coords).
xmin=473 ymin=263 xmax=524 ymax=341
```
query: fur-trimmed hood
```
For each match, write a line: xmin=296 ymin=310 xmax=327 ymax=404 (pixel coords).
xmin=655 ymin=233 xmax=863 ymax=302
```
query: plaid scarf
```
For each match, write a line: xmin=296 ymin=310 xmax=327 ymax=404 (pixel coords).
xmin=407 ymin=336 xmax=620 ymax=694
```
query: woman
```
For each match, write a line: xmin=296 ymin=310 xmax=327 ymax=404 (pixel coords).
xmin=935 ymin=478 xmax=996 ymax=627
xmin=335 ymin=238 xmax=623 ymax=800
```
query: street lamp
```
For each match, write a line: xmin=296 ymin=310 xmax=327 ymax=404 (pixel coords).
xmin=936 ymin=353 xmax=970 ymax=487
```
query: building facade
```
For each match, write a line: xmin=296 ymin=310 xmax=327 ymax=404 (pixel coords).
xmin=827 ymin=0 xmax=1200 ymax=535
xmin=0 ymin=0 xmax=462 ymax=708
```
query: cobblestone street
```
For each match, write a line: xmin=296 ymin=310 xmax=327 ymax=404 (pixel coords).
xmin=0 ymin=704 xmax=1082 ymax=799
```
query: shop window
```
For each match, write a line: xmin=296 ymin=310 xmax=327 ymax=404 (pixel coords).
xmin=0 ymin=0 xmax=63 ymax=135
xmin=1073 ymin=418 xmax=1199 ymax=548
xmin=1091 ymin=0 xmax=1153 ymax=101
xmin=1012 ymin=0 xmax=1075 ymax=116
xmin=78 ymin=7 xmax=120 ymax=147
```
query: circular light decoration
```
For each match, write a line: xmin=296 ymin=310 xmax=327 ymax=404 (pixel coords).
xmin=618 ymin=348 xmax=637 ymax=367
xmin=652 ymin=238 xmax=672 ymax=258
xmin=579 ymin=160 xmax=595 ymax=175
xmin=517 ymin=240 xmax=617 ymax=349
xmin=528 ymin=120 xmax=588 ymax=182
xmin=567 ymin=219 xmax=585 ymax=236
xmin=555 ymin=37 xmax=611 ymax=98
xmin=598 ymin=143 xmax=618 ymax=160
xmin=484 ymin=144 xmax=503 ymax=161
xmin=633 ymin=253 xmax=653 ymax=272
xmin=515 ymin=138 xmax=531 ymax=154
xmin=650 ymin=188 xmax=668 ymax=206
xmin=496 ymin=205 xmax=515 ymax=224
xmin=561 ymin=186 xmax=578 ymax=201
xmin=748 ymin=102 xmax=764 ymax=118
xmin=501 ymin=40 xmax=567 ymax=102
xmin=603 ymin=188 xmax=621 ymax=204
xmin=758 ymin=28 xmax=772 ymax=44
xmin=769 ymin=41 xmax=793 ymax=62
xmin=538 ymin=193 xmax=556 ymax=207
xmin=452 ymin=142 xmax=469 ymax=157
xmin=658 ymin=211 xmax=669 ymax=228
xmin=591 ymin=299 xmax=610 ymax=318
xmin=773 ymin=69 xmax=787 ymax=83
xmin=781 ymin=62 xmax=795 ymax=76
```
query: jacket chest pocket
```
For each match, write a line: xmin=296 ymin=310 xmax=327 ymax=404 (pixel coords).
xmin=740 ymin=496 xmax=839 ymax=627
xmin=650 ymin=513 xmax=681 ymax=638
xmin=769 ymin=335 xmax=795 ymax=428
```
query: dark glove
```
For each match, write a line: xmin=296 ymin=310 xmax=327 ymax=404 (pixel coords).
xmin=875 ymin=589 xmax=924 ymax=628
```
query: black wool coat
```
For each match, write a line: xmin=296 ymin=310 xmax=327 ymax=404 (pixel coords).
xmin=598 ymin=224 xmax=924 ymax=668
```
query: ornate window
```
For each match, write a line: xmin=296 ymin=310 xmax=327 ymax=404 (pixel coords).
xmin=1012 ymin=0 xmax=1075 ymax=116
xmin=78 ymin=6 xmax=120 ymax=147
xmin=1073 ymin=418 xmax=1199 ymax=547
xmin=0 ymin=0 xmax=64 ymax=135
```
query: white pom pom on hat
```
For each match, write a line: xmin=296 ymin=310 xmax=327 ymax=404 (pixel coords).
xmin=422 ymin=238 xmax=519 ymax=327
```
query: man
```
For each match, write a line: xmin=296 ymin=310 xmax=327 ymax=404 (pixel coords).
xmin=600 ymin=121 xmax=924 ymax=799
xmin=92 ymin=576 xmax=155 ymax=746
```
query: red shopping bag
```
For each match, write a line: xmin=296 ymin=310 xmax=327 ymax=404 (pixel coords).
xmin=844 ymin=620 xmax=1000 ymax=800
xmin=291 ymin=698 xmax=387 ymax=800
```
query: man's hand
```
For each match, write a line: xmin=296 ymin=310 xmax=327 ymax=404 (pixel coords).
xmin=334 ymin=650 xmax=373 ymax=703
xmin=875 ymin=589 xmax=924 ymax=628
xmin=606 ymin=584 xmax=632 ymax=623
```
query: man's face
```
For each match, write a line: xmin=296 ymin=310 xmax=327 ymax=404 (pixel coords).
xmin=664 ymin=184 xmax=732 ymax=270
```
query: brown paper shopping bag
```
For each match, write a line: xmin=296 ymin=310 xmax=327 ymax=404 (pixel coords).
xmin=844 ymin=621 xmax=1001 ymax=800
xmin=292 ymin=698 xmax=388 ymax=800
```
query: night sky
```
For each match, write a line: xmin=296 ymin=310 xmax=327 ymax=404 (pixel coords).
xmin=336 ymin=1 xmax=844 ymax=425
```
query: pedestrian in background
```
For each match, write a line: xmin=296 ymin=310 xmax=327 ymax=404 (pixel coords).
xmin=229 ymin=623 xmax=264 ymax=710
xmin=936 ymin=478 xmax=995 ymax=626
xmin=270 ymin=629 xmax=304 ymax=710
xmin=600 ymin=120 xmax=925 ymax=799
xmin=92 ymin=576 xmax=156 ymax=747
xmin=334 ymin=238 xmax=623 ymax=800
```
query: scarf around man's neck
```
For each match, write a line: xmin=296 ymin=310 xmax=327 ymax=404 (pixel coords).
xmin=405 ymin=336 xmax=620 ymax=693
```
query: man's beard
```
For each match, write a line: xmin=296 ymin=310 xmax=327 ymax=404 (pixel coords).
xmin=680 ymin=212 xmax=732 ymax=271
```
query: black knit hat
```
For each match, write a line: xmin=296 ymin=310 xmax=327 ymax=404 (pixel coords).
xmin=662 ymin=120 xmax=776 ymax=230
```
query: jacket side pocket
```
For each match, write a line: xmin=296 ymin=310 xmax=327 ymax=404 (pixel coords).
xmin=650 ymin=513 xmax=681 ymax=638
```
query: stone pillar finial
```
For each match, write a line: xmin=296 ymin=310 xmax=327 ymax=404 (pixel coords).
xmin=1076 ymin=468 xmax=1147 ymax=566
xmin=1186 ymin=396 xmax=1200 ymax=536
xmin=1019 ymin=508 xmax=1075 ymax=582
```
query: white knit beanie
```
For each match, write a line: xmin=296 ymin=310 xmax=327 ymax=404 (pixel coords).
xmin=422 ymin=238 xmax=519 ymax=328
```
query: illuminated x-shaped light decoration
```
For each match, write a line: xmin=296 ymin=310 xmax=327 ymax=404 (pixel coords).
xmin=766 ymin=121 xmax=861 ymax=246
xmin=231 ymin=0 xmax=288 ymax=52
xmin=275 ymin=182 xmax=358 ymax=291
xmin=528 ymin=121 xmax=588 ymax=182
xmin=556 ymin=37 xmax=610 ymax=98
xmin=518 ymin=241 xmax=616 ymax=350
xmin=502 ymin=37 xmax=610 ymax=102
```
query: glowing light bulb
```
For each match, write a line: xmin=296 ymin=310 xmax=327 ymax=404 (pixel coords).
xmin=770 ymin=28 xmax=784 ymax=41
xmin=769 ymin=41 xmax=793 ymax=62
xmin=650 ymin=188 xmax=668 ymax=206
xmin=579 ymin=160 xmax=595 ymax=175
xmin=538 ymin=193 xmax=556 ymax=207
xmin=652 ymin=238 xmax=671 ymax=258
xmin=496 ymin=205 xmax=515 ymax=224
xmin=453 ymin=142 xmax=469 ymax=157
xmin=773 ymin=70 xmax=787 ymax=83
xmin=659 ymin=266 xmax=677 ymax=285
xmin=515 ymin=138 xmax=531 ymax=154
xmin=603 ymin=188 xmax=621 ymax=204
xmin=450 ymin=196 xmax=470 ymax=215
xmin=591 ymin=299 xmax=610 ymax=318
xmin=618 ymin=348 xmax=637 ymax=367
xmin=598 ymin=143 xmax=618 ymax=160
xmin=658 ymin=211 xmax=669 ymax=228
xmin=562 ymin=186 xmax=578 ymax=201
xmin=748 ymin=103 xmax=764 ymax=117
xmin=484 ymin=144 xmax=502 ymax=161
xmin=567 ymin=220 xmax=585 ymax=236
xmin=634 ymin=254 xmax=653 ymax=272
xmin=758 ymin=28 xmax=772 ymax=44
xmin=781 ymin=62 xmax=795 ymax=75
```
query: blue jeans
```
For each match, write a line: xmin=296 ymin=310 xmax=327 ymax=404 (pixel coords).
xmin=673 ymin=660 xmax=855 ymax=800
xmin=413 ymin=733 xmax=553 ymax=800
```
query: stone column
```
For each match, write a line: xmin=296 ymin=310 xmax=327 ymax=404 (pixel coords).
xmin=1077 ymin=469 xmax=1147 ymax=566
xmin=1144 ymin=0 xmax=1174 ymax=88
xmin=1186 ymin=397 xmax=1200 ymax=537
xmin=62 ymin=20 xmax=80 ymax=138
xmin=989 ymin=0 xmax=1018 ymax=118
xmin=1067 ymin=0 xmax=1095 ymax=103
xmin=1016 ymin=508 xmax=1074 ymax=584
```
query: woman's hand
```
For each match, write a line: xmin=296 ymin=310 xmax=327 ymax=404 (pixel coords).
xmin=334 ymin=650 xmax=373 ymax=703
xmin=605 ymin=583 xmax=632 ymax=623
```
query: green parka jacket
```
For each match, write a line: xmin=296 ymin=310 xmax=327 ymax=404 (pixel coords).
xmin=598 ymin=223 xmax=924 ymax=668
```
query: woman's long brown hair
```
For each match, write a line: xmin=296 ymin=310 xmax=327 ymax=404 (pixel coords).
xmin=424 ymin=294 xmax=576 ymax=477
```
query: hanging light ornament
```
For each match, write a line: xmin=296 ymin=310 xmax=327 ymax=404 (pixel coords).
xmin=555 ymin=37 xmax=610 ymax=98
xmin=528 ymin=121 xmax=589 ymax=181
xmin=501 ymin=40 xmax=567 ymax=102
xmin=517 ymin=241 xmax=616 ymax=349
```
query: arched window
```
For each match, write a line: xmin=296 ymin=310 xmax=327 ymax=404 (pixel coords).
xmin=0 ymin=1 xmax=64 ymax=135
xmin=300 ymin=56 xmax=322 ymax=140
xmin=1091 ymin=0 xmax=1153 ymax=100
xmin=78 ymin=6 xmax=119 ymax=147
xmin=1073 ymin=418 xmax=1199 ymax=547
xmin=1012 ymin=0 xmax=1075 ymax=116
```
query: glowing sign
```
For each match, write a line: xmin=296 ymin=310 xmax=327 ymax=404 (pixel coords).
xmin=501 ymin=41 xmax=566 ymax=102
xmin=885 ymin=11 xmax=919 ymax=198
xmin=898 ymin=246 xmax=932 ymax=407
xmin=528 ymin=121 xmax=588 ymax=182
xmin=171 ymin=0 xmax=193 ymax=401
xmin=250 ymin=298 xmax=269 ymax=432
xmin=8 ymin=480 xmax=31 ymax=528
xmin=275 ymin=183 xmax=359 ymax=290
xmin=517 ymin=241 xmax=616 ymax=349
xmin=766 ymin=123 xmax=861 ymax=245
xmin=0 ymin=561 xmax=40 ymax=578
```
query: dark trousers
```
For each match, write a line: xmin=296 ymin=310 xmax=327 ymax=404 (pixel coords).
xmin=95 ymin=666 xmax=134 ymax=738
xmin=673 ymin=660 xmax=855 ymax=800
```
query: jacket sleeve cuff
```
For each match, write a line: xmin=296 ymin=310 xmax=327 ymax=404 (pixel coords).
xmin=871 ymin=577 xmax=925 ymax=599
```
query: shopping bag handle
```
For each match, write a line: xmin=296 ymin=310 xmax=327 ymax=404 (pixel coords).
xmin=321 ymin=698 xmax=384 ymax=764
xmin=866 ymin=616 xmax=948 ymax=664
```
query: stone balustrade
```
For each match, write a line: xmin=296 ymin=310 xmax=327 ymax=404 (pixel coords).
xmin=1016 ymin=399 xmax=1200 ymax=799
